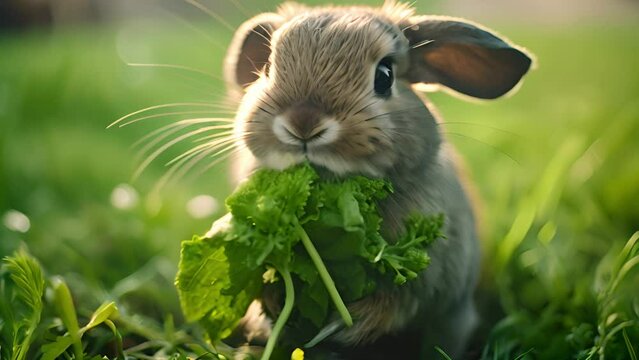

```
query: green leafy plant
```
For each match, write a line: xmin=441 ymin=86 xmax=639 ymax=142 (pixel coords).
xmin=0 ymin=249 xmax=125 ymax=360
xmin=481 ymin=232 xmax=639 ymax=360
xmin=586 ymin=232 xmax=639 ymax=359
xmin=42 ymin=284 xmax=123 ymax=360
xmin=176 ymin=163 xmax=443 ymax=358
xmin=0 ymin=249 xmax=45 ymax=360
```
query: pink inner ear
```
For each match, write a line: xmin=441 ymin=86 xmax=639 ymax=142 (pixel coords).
xmin=236 ymin=26 xmax=272 ymax=88
xmin=423 ymin=43 xmax=529 ymax=99
xmin=236 ymin=29 xmax=271 ymax=87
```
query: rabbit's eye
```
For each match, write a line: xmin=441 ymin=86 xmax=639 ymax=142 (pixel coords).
xmin=374 ymin=57 xmax=394 ymax=97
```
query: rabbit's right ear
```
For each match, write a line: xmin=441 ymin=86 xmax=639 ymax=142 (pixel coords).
xmin=224 ymin=13 xmax=283 ymax=91
xmin=402 ymin=16 xmax=533 ymax=99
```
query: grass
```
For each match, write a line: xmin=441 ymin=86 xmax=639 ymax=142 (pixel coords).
xmin=0 ymin=6 xmax=638 ymax=360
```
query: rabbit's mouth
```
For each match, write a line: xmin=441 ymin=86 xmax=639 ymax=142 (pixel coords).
xmin=305 ymin=151 xmax=386 ymax=179
xmin=254 ymin=146 xmax=385 ymax=179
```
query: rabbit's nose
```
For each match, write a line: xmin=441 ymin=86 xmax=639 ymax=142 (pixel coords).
xmin=273 ymin=101 xmax=339 ymax=148
xmin=284 ymin=101 xmax=323 ymax=141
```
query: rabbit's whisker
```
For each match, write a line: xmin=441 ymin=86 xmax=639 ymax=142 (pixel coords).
xmin=350 ymin=99 xmax=382 ymax=117
xmin=185 ymin=0 xmax=236 ymax=33
xmin=109 ymin=102 xmax=228 ymax=128
xmin=436 ymin=121 xmax=522 ymax=139
xmin=260 ymin=93 xmax=283 ymax=111
xmin=167 ymin=134 xmax=238 ymax=166
xmin=167 ymin=130 xmax=254 ymax=167
xmin=442 ymin=131 xmax=521 ymax=165
xmin=134 ymin=125 xmax=231 ymax=179
xmin=126 ymin=63 xmax=220 ymax=80
xmin=134 ymin=124 xmax=234 ymax=166
xmin=193 ymin=130 xmax=250 ymax=143
xmin=410 ymin=39 xmax=435 ymax=49
xmin=228 ymin=0 xmax=253 ymax=18
xmin=199 ymin=145 xmax=247 ymax=175
xmin=343 ymin=92 xmax=374 ymax=116
xmin=164 ymin=9 xmax=225 ymax=50
xmin=154 ymin=142 xmax=244 ymax=192
xmin=121 ymin=112 xmax=234 ymax=128
xmin=134 ymin=119 xmax=233 ymax=151
xmin=257 ymin=105 xmax=274 ymax=116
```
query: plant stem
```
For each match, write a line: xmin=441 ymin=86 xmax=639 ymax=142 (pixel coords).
xmin=296 ymin=223 xmax=353 ymax=327
xmin=104 ymin=320 xmax=125 ymax=360
xmin=261 ymin=266 xmax=294 ymax=360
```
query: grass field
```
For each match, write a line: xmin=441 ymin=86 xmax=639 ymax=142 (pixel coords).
xmin=1 ymin=4 xmax=638 ymax=359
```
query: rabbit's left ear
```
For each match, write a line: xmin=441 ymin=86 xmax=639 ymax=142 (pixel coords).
xmin=224 ymin=13 xmax=283 ymax=91
xmin=403 ymin=16 xmax=533 ymax=99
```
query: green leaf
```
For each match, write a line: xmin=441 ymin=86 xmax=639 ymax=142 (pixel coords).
xmin=40 ymin=335 xmax=75 ymax=360
xmin=176 ymin=235 xmax=230 ymax=322
xmin=82 ymin=302 xmax=118 ymax=332
xmin=41 ymin=301 xmax=118 ymax=360
xmin=336 ymin=185 xmax=365 ymax=231
xmin=2 ymin=249 xmax=45 ymax=360
xmin=176 ymin=234 xmax=257 ymax=341
xmin=296 ymin=277 xmax=329 ymax=328
xmin=329 ymin=261 xmax=368 ymax=302
xmin=4 ymin=250 xmax=45 ymax=314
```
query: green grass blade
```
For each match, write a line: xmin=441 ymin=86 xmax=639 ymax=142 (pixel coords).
xmin=51 ymin=277 xmax=82 ymax=360
xmin=103 ymin=320 xmax=124 ymax=360
xmin=614 ymin=232 xmax=639 ymax=274
xmin=434 ymin=346 xmax=453 ymax=360
xmin=623 ymin=328 xmax=638 ymax=360
xmin=513 ymin=348 xmax=534 ymax=360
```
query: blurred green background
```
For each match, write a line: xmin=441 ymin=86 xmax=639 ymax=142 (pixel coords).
xmin=1 ymin=0 xmax=638 ymax=358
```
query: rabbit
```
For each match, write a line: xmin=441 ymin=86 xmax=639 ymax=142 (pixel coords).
xmin=223 ymin=1 xmax=532 ymax=359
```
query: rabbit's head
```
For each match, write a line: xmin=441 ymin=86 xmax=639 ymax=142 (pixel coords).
xmin=225 ymin=2 xmax=532 ymax=178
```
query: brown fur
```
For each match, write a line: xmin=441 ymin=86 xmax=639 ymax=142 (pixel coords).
xmin=222 ymin=1 xmax=532 ymax=358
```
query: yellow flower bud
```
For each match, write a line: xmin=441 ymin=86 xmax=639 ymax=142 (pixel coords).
xmin=291 ymin=348 xmax=304 ymax=360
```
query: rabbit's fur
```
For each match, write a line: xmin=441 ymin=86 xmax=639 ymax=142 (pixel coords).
xmin=224 ymin=1 xmax=532 ymax=358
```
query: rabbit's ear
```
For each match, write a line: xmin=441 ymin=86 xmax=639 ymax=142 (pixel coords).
xmin=224 ymin=13 xmax=283 ymax=91
xmin=403 ymin=16 xmax=533 ymax=99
